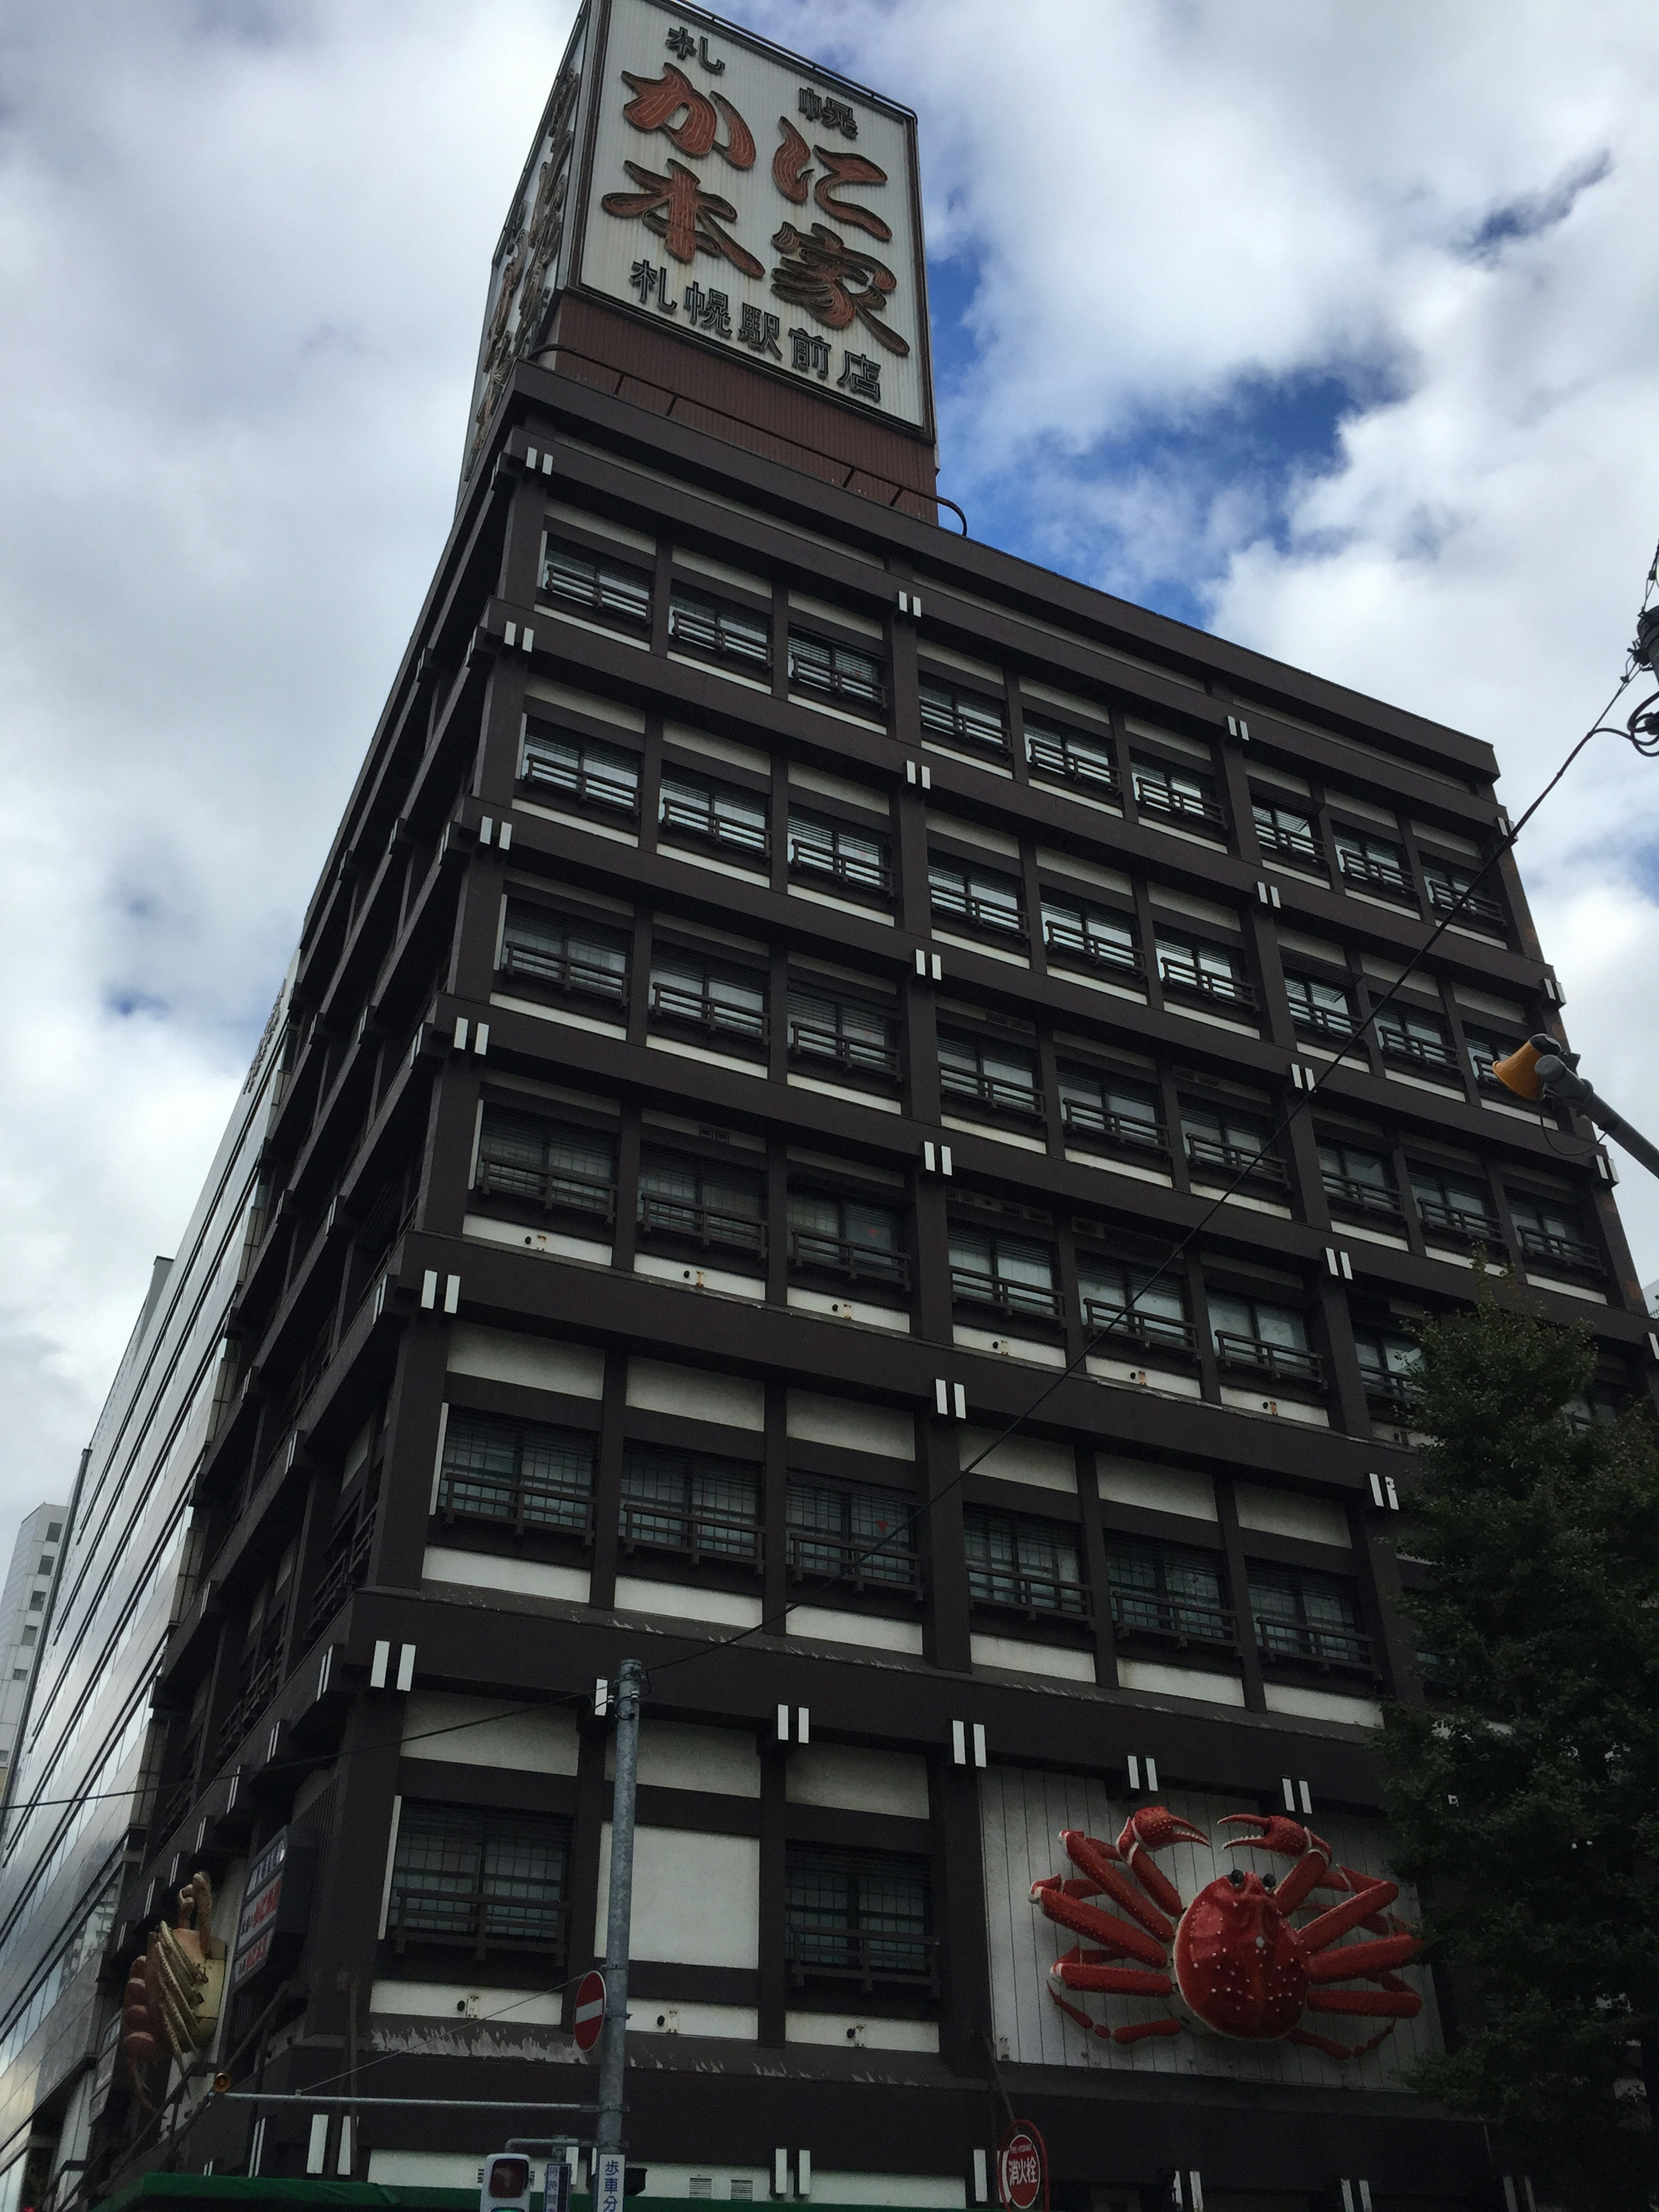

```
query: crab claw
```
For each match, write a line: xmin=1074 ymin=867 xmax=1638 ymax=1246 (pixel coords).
xmin=1219 ymin=1813 xmax=1316 ymax=1857
xmin=1116 ymin=1807 xmax=1208 ymax=1856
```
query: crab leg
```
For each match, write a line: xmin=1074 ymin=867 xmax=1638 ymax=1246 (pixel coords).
xmin=1289 ymin=2025 xmax=1394 ymax=2061
xmin=1049 ymin=1948 xmax=1171 ymax=1997
xmin=1305 ymin=1988 xmax=1422 ymax=2018
xmin=1297 ymin=1882 xmax=1402 ymax=1951
xmin=1112 ymin=2018 xmax=1184 ymax=2044
xmin=1114 ymin=1808 xmax=1207 ymax=1917
xmin=1029 ymin=1878 xmax=1167 ymax=1966
xmin=1058 ymin=1831 xmax=1175 ymax=1941
xmin=1307 ymin=1933 xmax=1420 ymax=1983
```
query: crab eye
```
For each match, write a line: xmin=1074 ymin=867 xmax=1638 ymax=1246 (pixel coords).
xmin=1227 ymin=1867 xmax=1246 ymax=1889
xmin=1262 ymin=1874 xmax=1277 ymax=1891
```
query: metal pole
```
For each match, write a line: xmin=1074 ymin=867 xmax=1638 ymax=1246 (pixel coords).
xmin=596 ymin=1657 xmax=644 ymax=2158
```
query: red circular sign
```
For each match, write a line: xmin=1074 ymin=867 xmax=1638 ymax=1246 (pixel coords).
xmin=997 ymin=2125 xmax=1047 ymax=2212
xmin=572 ymin=1970 xmax=607 ymax=2053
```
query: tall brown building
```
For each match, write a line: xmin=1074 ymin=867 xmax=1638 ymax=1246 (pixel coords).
xmin=0 ymin=7 xmax=1644 ymax=2212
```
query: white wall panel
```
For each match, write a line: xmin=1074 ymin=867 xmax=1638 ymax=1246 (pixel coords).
xmin=595 ymin=1826 xmax=759 ymax=1969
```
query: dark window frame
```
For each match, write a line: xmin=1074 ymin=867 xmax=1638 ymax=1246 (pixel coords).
xmin=538 ymin=540 xmax=652 ymax=632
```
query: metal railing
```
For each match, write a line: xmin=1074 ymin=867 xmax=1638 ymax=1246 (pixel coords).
xmin=637 ymin=1195 xmax=765 ymax=1254
xmin=1377 ymin=1026 xmax=1457 ymax=1071
xmin=968 ymin=1564 xmax=1093 ymax=1619
xmin=214 ymin=1648 xmax=284 ymax=1763
xmin=1291 ymin=1002 xmax=1355 ymax=1040
xmin=659 ymin=796 xmax=769 ymax=858
xmin=540 ymin=557 xmax=650 ymax=628
xmin=1043 ymin=918 xmax=1143 ymax=975
xmin=386 ymin=1886 xmax=569 ymax=1961
xmin=436 ymin=1467 xmax=595 ymax=1539
xmin=784 ymin=1924 xmax=938 ymax=1992
xmin=1027 ymin=732 xmax=1119 ymax=796
xmin=1255 ymin=1617 xmax=1376 ymax=1674
xmin=930 ymin=887 xmax=1026 ymax=938
xmin=1214 ymin=1332 xmax=1325 ymax=1386
xmin=1134 ymin=778 xmax=1226 ymax=833
xmin=1081 ymin=1300 xmax=1195 ymax=1356
xmin=941 ymin=1067 xmax=1043 ymax=1119
xmin=1516 ymin=1225 xmax=1602 ymax=1274
xmin=667 ymin=600 xmax=771 ymax=670
xmin=1185 ymin=1134 xmax=1286 ymax=1184
xmin=788 ymin=646 xmax=887 ymax=712
xmin=918 ymin=692 xmax=1007 ymax=753
xmin=788 ymin=1230 xmax=909 ymax=1288
xmin=520 ymin=754 xmax=639 ymax=815
xmin=1255 ymin=819 xmax=1324 ymax=867
xmin=1416 ymin=1197 xmax=1503 ymax=1244
xmin=1337 ymin=849 xmax=1413 ymax=898
xmin=787 ymin=1018 xmax=900 ymax=1081
xmin=1362 ymin=1372 xmax=1421 ymax=1421
xmin=501 ymin=941 xmax=628 ymax=1006
xmin=1109 ymin=1587 xmax=1237 ymax=1649
xmin=619 ymin=1500 xmax=762 ymax=1569
xmin=785 ymin=1529 xmax=922 ymax=1597
xmin=474 ymin=1158 xmax=617 ymax=1222
xmin=1427 ymin=877 xmax=1505 ymax=928
xmin=789 ymin=840 xmax=893 ymax=896
xmin=950 ymin=1267 xmax=1062 ymax=1322
xmin=1322 ymin=1172 xmax=1403 ymax=1220
xmin=308 ymin=1505 xmax=375 ymax=1636
xmin=648 ymin=978 xmax=767 ymax=1042
xmin=1061 ymin=1099 xmax=1168 ymax=1157
xmin=1159 ymin=957 xmax=1257 ymax=1011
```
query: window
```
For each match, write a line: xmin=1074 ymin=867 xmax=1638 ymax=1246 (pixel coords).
xmin=1285 ymin=973 xmax=1354 ymax=1040
xmin=1318 ymin=1138 xmax=1401 ymax=1221
xmin=667 ymin=588 xmax=770 ymax=671
xmin=949 ymin=1224 xmax=1061 ymax=1322
xmin=658 ymin=772 xmax=769 ymax=860
xmin=1375 ymin=1004 xmax=1456 ymax=1072
xmin=1025 ymin=719 xmax=1117 ymax=797
xmin=1041 ymin=897 xmax=1141 ymax=978
xmin=1249 ymin=1566 xmax=1371 ymax=1672
xmin=1507 ymin=1194 xmax=1601 ymax=1275
xmin=938 ymin=1030 xmax=1042 ymax=1120
xmin=638 ymin=1149 xmax=765 ymax=1256
xmin=1463 ymin=1027 xmax=1518 ymax=1087
xmin=1409 ymin=1165 xmax=1500 ymax=1244
xmin=786 ymin=1481 xmax=918 ymax=1592
xmin=964 ymin=1509 xmax=1088 ymax=1616
xmin=1057 ymin=1065 xmax=1167 ymax=1158
xmin=27 ymin=1594 xmax=43 ymax=1613
xmin=918 ymin=678 xmax=1006 ymax=754
xmin=20 ymin=1628 xmax=35 ymax=1646
xmin=621 ymin=1445 xmax=761 ymax=1567
xmin=788 ymin=631 xmax=886 ymax=710
xmin=540 ymin=540 xmax=651 ymax=629
xmin=1353 ymin=1329 xmax=1422 ymax=1419
xmin=785 ymin=985 xmax=900 ymax=1082
xmin=474 ymin=1106 xmax=616 ymax=1222
xmin=1333 ymin=826 xmax=1411 ymax=898
xmin=1181 ymin=1102 xmax=1285 ymax=1187
xmin=1252 ymin=797 xmax=1322 ymax=868
xmin=519 ymin=722 xmax=640 ymax=816
xmin=1132 ymin=756 xmax=1224 ymax=833
xmin=929 ymin=855 xmax=1025 ymax=939
xmin=437 ymin=1411 xmax=594 ymax=1536
xmin=785 ymin=1847 xmax=934 ymax=1986
xmin=1156 ymin=933 xmax=1255 ymax=1011
xmin=1422 ymin=856 xmax=1504 ymax=930
xmin=1106 ymin=1539 xmax=1232 ymax=1647
xmin=1077 ymin=1255 xmax=1193 ymax=1355
xmin=11 ymin=1672 xmax=25 ymax=1684
xmin=788 ymin=810 xmax=892 ymax=897
xmin=1208 ymin=1292 xmax=1323 ymax=1386
xmin=500 ymin=903 xmax=629 ymax=1007
xmin=788 ymin=1189 xmax=908 ymax=1288
xmin=648 ymin=951 xmax=767 ymax=1045
xmin=46 ymin=1524 xmax=60 ymax=1542
xmin=36 ymin=1557 xmax=53 ymax=1576
xmin=388 ymin=1802 xmax=569 ymax=1957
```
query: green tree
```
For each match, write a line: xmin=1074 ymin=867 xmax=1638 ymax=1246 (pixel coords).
xmin=1380 ymin=1289 xmax=1659 ymax=2208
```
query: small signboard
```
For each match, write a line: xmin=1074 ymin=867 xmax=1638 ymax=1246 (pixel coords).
xmin=573 ymin=1970 xmax=607 ymax=2054
xmin=594 ymin=2150 xmax=627 ymax=2212
xmin=997 ymin=2123 xmax=1048 ymax=2212
xmin=229 ymin=1827 xmax=315 ymax=1994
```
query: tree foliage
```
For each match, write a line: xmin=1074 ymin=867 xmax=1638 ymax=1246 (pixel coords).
xmin=1380 ymin=1289 xmax=1659 ymax=2208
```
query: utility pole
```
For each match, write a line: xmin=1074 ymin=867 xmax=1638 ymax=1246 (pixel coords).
xmin=595 ymin=1657 xmax=645 ymax=2168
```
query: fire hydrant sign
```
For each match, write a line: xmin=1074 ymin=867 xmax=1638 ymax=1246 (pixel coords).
xmin=573 ymin=1970 xmax=607 ymax=2053
xmin=997 ymin=2124 xmax=1047 ymax=2212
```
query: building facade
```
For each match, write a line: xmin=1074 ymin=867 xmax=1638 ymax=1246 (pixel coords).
xmin=0 ymin=6 xmax=1648 ymax=2210
xmin=0 ymin=1507 xmax=71 ymax=1806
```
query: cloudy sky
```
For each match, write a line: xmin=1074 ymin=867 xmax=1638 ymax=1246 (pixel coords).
xmin=1 ymin=0 xmax=1656 ymax=1538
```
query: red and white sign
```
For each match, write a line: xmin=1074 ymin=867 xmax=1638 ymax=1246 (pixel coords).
xmin=997 ymin=2124 xmax=1048 ymax=2212
xmin=572 ymin=1970 xmax=607 ymax=2053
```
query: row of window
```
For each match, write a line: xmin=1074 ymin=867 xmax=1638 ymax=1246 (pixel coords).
xmin=535 ymin=535 xmax=1507 ymax=934
xmin=389 ymin=1797 xmax=934 ymax=1986
xmin=438 ymin=1411 xmax=1371 ymax=1673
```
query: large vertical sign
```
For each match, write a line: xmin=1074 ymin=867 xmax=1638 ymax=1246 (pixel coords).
xmin=575 ymin=0 xmax=931 ymax=433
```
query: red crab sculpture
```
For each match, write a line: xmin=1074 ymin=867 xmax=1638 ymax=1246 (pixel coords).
xmin=1030 ymin=1806 xmax=1424 ymax=2060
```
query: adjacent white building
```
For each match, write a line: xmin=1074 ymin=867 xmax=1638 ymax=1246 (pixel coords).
xmin=0 ymin=1510 xmax=70 ymax=1807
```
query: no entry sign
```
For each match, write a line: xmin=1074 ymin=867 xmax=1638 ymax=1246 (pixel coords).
xmin=572 ymin=1970 xmax=607 ymax=2053
xmin=997 ymin=2123 xmax=1048 ymax=2212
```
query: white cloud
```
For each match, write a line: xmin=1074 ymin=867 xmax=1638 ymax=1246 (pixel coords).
xmin=1 ymin=0 xmax=1656 ymax=1552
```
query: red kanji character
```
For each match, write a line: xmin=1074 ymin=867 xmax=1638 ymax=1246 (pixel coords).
xmin=769 ymin=221 xmax=910 ymax=356
xmin=620 ymin=64 xmax=755 ymax=169
xmin=770 ymin=121 xmax=891 ymax=242
xmin=604 ymin=160 xmax=765 ymax=276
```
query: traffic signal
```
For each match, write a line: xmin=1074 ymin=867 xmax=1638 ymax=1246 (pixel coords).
xmin=480 ymin=2154 xmax=534 ymax=2212
xmin=1491 ymin=1039 xmax=1545 ymax=1100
